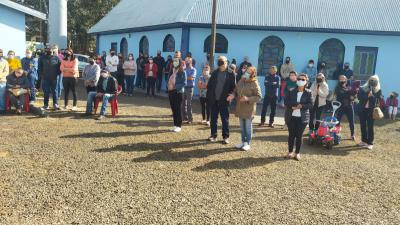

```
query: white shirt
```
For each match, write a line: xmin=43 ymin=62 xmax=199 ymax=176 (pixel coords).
xmin=292 ymin=91 xmax=303 ymax=117
xmin=106 ymin=55 xmax=119 ymax=72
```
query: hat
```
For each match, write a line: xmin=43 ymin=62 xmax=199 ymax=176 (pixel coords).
xmin=391 ymin=92 xmax=399 ymax=97
xmin=101 ymin=68 xmax=110 ymax=73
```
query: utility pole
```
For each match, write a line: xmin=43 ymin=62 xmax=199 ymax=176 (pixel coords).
xmin=209 ymin=0 xmax=217 ymax=70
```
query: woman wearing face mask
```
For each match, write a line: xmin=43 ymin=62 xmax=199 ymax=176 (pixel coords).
xmin=123 ymin=54 xmax=137 ymax=96
xmin=334 ymin=75 xmax=357 ymax=140
xmin=227 ymin=66 xmax=261 ymax=151
xmin=60 ymin=48 xmax=79 ymax=111
xmin=82 ymin=57 xmax=100 ymax=94
xmin=309 ymin=73 xmax=329 ymax=134
xmin=284 ymin=73 xmax=312 ymax=160
xmin=168 ymin=58 xmax=187 ymax=132
xmin=357 ymin=75 xmax=382 ymax=150
xmin=145 ymin=57 xmax=158 ymax=97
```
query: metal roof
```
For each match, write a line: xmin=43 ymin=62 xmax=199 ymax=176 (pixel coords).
xmin=89 ymin=0 xmax=400 ymax=35
xmin=0 ymin=0 xmax=47 ymax=20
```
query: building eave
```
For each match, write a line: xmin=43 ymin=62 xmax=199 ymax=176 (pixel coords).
xmin=0 ymin=0 xmax=47 ymax=20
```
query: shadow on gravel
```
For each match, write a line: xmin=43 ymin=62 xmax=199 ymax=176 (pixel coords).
xmin=192 ymin=156 xmax=286 ymax=171
xmin=111 ymin=120 xmax=172 ymax=128
xmin=303 ymin=144 xmax=365 ymax=156
xmin=60 ymin=130 xmax=170 ymax=139
xmin=252 ymin=134 xmax=288 ymax=143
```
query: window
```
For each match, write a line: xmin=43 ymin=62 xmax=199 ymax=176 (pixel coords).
xmin=353 ymin=46 xmax=378 ymax=80
xmin=258 ymin=36 xmax=285 ymax=76
xmin=120 ymin=38 xmax=128 ymax=59
xmin=111 ymin=42 xmax=118 ymax=52
xmin=318 ymin=38 xmax=345 ymax=79
xmin=203 ymin=33 xmax=228 ymax=54
xmin=163 ymin=34 xmax=175 ymax=52
xmin=139 ymin=36 xmax=149 ymax=56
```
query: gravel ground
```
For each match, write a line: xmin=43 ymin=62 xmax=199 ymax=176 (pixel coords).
xmin=0 ymin=91 xmax=399 ymax=225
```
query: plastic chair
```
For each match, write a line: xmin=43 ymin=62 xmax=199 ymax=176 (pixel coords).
xmin=5 ymin=90 xmax=30 ymax=113
xmin=94 ymin=85 xmax=122 ymax=117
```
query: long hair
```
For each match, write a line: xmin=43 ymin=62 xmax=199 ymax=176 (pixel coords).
xmin=362 ymin=75 xmax=381 ymax=93
xmin=65 ymin=48 xmax=75 ymax=61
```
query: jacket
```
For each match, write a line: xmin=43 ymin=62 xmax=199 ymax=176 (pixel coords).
xmin=6 ymin=72 xmax=30 ymax=89
xmin=386 ymin=97 xmax=398 ymax=108
xmin=145 ymin=63 xmax=158 ymax=79
xmin=284 ymin=80 xmax=297 ymax=97
xmin=357 ymin=87 xmax=382 ymax=111
xmin=38 ymin=55 xmax=61 ymax=81
xmin=153 ymin=56 xmax=165 ymax=76
xmin=185 ymin=67 xmax=197 ymax=88
xmin=310 ymin=81 xmax=329 ymax=107
xmin=198 ymin=75 xmax=210 ymax=98
xmin=83 ymin=64 xmax=100 ymax=87
xmin=302 ymin=66 xmax=318 ymax=81
xmin=106 ymin=55 xmax=119 ymax=72
xmin=206 ymin=69 xmax=236 ymax=106
xmin=123 ymin=60 xmax=137 ymax=76
xmin=0 ymin=58 xmax=9 ymax=83
xmin=7 ymin=58 xmax=22 ymax=72
xmin=285 ymin=88 xmax=313 ymax=124
xmin=173 ymin=70 xmax=187 ymax=94
xmin=264 ymin=73 xmax=281 ymax=97
xmin=234 ymin=78 xmax=262 ymax=119
xmin=280 ymin=63 xmax=295 ymax=80
xmin=96 ymin=76 xmax=118 ymax=94
xmin=21 ymin=57 xmax=38 ymax=79
xmin=334 ymin=85 xmax=357 ymax=107
xmin=60 ymin=59 xmax=79 ymax=78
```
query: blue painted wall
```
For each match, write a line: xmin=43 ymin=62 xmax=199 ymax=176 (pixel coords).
xmin=0 ymin=6 xmax=26 ymax=57
xmin=98 ymin=27 xmax=400 ymax=98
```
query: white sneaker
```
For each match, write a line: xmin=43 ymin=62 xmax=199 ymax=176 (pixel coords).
xmin=173 ymin=127 xmax=182 ymax=133
xmin=206 ymin=121 xmax=210 ymax=126
xmin=358 ymin=142 xmax=368 ymax=147
xmin=71 ymin=106 xmax=78 ymax=111
xmin=170 ymin=126 xmax=177 ymax=131
xmin=242 ymin=142 xmax=251 ymax=151
xmin=367 ymin=145 xmax=373 ymax=150
xmin=201 ymin=120 xmax=207 ymax=124
xmin=235 ymin=142 xmax=244 ymax=149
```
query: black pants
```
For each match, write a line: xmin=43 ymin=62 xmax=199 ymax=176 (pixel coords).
xmin=210 ymin=102 xmax=230 ymax=139
xmin=288 ymin=116 xmax=307 ymax=153
xmin=169 ymin=90 xmax=183 ymax=128
xmin=86 ymin=86 xmax=96 ymax=94
xmin=337 ymin=105 xmax=355 ymax=136
xmin=359 ymin=108 xmax=374 ymax=145
xmin=261 ymin=95 xmax=277 ymax=124
xmin=200 ymin=97 xmax=210 ymax=121
xmin=156 ymin=73 xmax=163 ymax=92
xmin=147 ymin=78 xmax=156 ymax=96
xmin=63 ymin=77 xmax=77 ymax=107
xmin=309 ymin=104 xmax=324 ymax=131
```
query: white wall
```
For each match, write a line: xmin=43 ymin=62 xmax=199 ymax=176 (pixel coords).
xmin=0 ymin=6 xmax=26 ymax=57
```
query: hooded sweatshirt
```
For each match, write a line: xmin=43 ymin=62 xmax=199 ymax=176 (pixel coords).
xmin=310 ymin=74 xmax=329 ymax=107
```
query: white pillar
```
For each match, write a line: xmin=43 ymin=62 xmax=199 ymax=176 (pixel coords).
xmin=48 ymin=0 xmax=68 ymax=49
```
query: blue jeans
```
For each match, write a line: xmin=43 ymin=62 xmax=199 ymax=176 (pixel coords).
xmin=124 ymin=75 xmax=135 ymax=95
xmin=0 ymin=83 xmax=6 ymax=111
xmin=86 ymin=92 xmax=114 ymax=116
xmin=210 ymin=102 xmax=230 ymax=139
xmin=28 ymin=75 xmax=37 ymax=101
xmin=57 ymin=75 xmax=63 ymax=98
xmin=240 ymin=118 xmax=253 ymax=144
xmin=42 ymin=79 xmax=59 ymax=107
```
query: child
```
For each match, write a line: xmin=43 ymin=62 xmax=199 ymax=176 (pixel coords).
xmin=198 ymin=65 xmax=211 ymax=125
xmin=283 ymin=71 xmax=298 ymax=129
xmin=386 ymin=92 xmax=398 ymax=120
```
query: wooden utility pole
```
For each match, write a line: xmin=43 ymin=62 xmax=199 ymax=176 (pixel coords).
xmin=209 ymin=0 xmax=218 ymax=70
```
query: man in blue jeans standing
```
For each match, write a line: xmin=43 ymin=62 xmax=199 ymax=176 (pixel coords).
xmin=38 ymin=47 xmax=61 ymax=110
xmin=84 ymin=68 xmax=118 ymax=120
xmin=259 ymin=66 xmax=281 ymax=128
xmin=206 ymin=56 xmax=236 ymax=144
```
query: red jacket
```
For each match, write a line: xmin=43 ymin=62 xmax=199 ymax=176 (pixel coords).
xmin=145 ymin=63 xmax=158 ymax=79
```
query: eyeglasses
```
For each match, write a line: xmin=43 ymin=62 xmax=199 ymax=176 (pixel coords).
xmin=297 ymin=78 xmax=306 ymax=81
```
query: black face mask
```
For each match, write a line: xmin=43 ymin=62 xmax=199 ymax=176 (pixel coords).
xmin=217 ymin=60 xmax=224 ymax=67
xmin=89 ymin=61 xmax=95 ymax=65
xmin=111 ymin=53 xmax=115 ymax=56
xmin=316 ymin=78 xmax=323 ymax=83
xmin=369 ymin=80 xmax=378 ymax=87
xmin=344 ymin=66 xmax=349 ymax=70
xmin=157 ymin=53 xmax=161 ymax=56
xmin=340 ymin=81 xmax=347 ymax=86
xmin=285 ymin=60 xmax=290 ymax=64
xmin=46 ymin=51 xmax=52 ymax=56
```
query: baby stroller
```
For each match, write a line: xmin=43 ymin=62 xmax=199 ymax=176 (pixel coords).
xmin=308 ymin=101 xmax=342 ymax=150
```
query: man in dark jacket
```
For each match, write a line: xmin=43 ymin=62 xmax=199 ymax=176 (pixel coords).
xmin=21 ymin=49 xmax=38 ymax=103
xmin=85 ymin=68 xmax=118 ymax=120
xmin=154 ymin=50 xmax=166 ymax=92
xmin=260 ymin=66 xmax=281 ymax=127
xmin=206 ymin=56 xmax=236 ymax=144
xmin=6 ymin=68 xmax=30 ymax=114
xmin=38 ymin=47 xmax=61 ymax=110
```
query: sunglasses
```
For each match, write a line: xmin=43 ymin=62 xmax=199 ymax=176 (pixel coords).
xmin=297 ymin=78 xmax=306 ymax=81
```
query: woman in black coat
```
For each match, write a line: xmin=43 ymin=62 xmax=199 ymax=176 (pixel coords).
xmin=284 ymin=73 xmax=313 ymax=161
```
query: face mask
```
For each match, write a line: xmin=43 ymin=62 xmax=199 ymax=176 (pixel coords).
xmin=344 ymin=65 xmax=349 ymax=69
xmin=101 ymin=73 xmax=108 ymax=78
xmin=217 ymin=60 xmax=225 ymax=67
xmin=128 ymin=57 xmax=133 ymax=60
xmin=46 ymin=50 xmax=52 ymax=55
xmin=369 ymin=80 xmax=378 ymax=87
xmin=89 ymin=61 xmax=95 ymax=65
xmin=65 ymin=53 xmax=71 ymax=58
xmin=111 ymin=53 xmax=115 ymax=56
xmin=308 ymin=64 xmax=314 ymax=68
xmin=149 ymin=60 xmax=153 ymax=64
xmin=316 ymin=78 xmax=323 ymax=83
xmin=297 ymin=80 xmax=307 ymax=87
xmin=243 ymin=72 xmax=251 ymax=80
xmin=157 ymin=53 xmax=161 ymax=56
xmin=340 ymin=81 xmax=346 ymax=85
xmin=8 ymin=55 xmax=14 ymax=59
xmin=26 ymin=54 xmax=32 ymax=58
xmin=173 ymin=61 xmax=179 ymax=68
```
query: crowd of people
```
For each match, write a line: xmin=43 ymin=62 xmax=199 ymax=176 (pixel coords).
xmin=0 ymin=45 xmax=398 ymax=160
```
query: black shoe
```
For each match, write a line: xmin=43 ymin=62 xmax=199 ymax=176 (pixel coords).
xmin=258 ymin=122 xmax=265 ymax=127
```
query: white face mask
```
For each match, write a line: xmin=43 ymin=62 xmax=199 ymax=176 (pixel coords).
xmin=297 ymin=80 xmax=307 ymax=87
xmin=173 ymin=61 xmax=179 ymax=68
xmin=101 ymin=73 xmax=108 ymax=78
xmin=243 ymin=72 xmax=251 ymax=80
xmin=308 ymin=64 xmax=314 ymax=68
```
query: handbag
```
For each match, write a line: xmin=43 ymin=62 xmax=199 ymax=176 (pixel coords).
xmin=373 ymin=97 xmax=384 ymax=120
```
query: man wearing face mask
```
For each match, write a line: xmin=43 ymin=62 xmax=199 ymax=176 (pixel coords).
xmin=106 ymin=50 xmax=119 ymax=79
xmin=6 ymin=68 xmax=30 ymax=114
xmin=0 ymin=49 xmax=10 ymax=112
xmin=302 ymin=59 xmax=317 ymax=85
xmin=181 ymin=57 xmax=197 ymax=123
xmin=7 ymin=50 xmax=22 ymax=73
xmin=309 ymin=73 xmax=330 ymax=134
xmin=154 ymin=50 xmax=166 ymax=93
xmin=83 ymin=57 xmax=101 ymax=94
xmin=280 ymin=57 xmax=295 ymax=81
xmin=206 ymin=56 xmax=236 ymax=144
xmin=259 ymin=66 xmax=281 ymax=127
xmin=38 ymin=47 xmax=62 ymax=110
xmin=84 ymin=68 xmax=118 ymax=120
xmin=21 ymin=49 xmax=38 ymax=104
xmin=238 ymin=56 xmax=252 ymax=73
xmin=343 ymin=62 xmax=354 ymax=81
